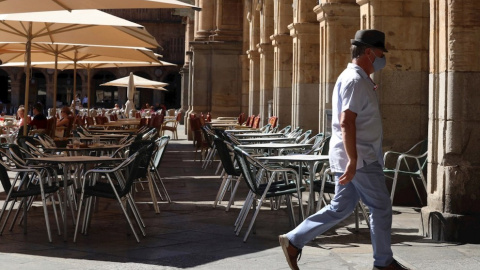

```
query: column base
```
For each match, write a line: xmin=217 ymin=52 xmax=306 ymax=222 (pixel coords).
xmin=421 ymin=206 xmax=480 ymax=243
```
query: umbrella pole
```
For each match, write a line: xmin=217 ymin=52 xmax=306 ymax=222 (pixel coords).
xmin=87 ymin=66 xmax=91 ymax=113
xmin=53 ymin=47 xmax=58 ymax=115
xmin=23 ymin=22 xmax=32 ymax=136
xmin=73 ymin=55 xmax=77 ymax=116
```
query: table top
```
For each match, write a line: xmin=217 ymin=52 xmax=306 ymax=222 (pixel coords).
xmin=238 ymin=137 xmax=297 ymax=143
xmin=87 ymin=129 xmax=137 ymax=134
xmin=78 ymin=134 xmax=127 ymax=138
xmin=44 ymin=144 xmax=123 ymax=152
xmin=27 ymin=156 xmax=124 ymax=164
xmin=234 ymin=133 xmax=284 ymax=138
xmin=210 ymin=123 xmax=238 ymax=127
xmin=225 ymin=129 xmax=260 ymax=133
xmin=238 ymin=143 xmax=312 ymax=150
xmin=258 ymin=154 xmax=329 ymax=162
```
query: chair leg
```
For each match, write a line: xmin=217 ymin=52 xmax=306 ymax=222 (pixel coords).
xmin=153 ymin=170 xmax=171 ymax=203
xmin=226 ymin=176 xmax=242 ymax=212
xmin=146 ymin=174 xmax=160 ymax=214
xmin=213 ymin=173 xmax=229 ymax=208
xmin=40 ymin=192 xmax=53 ymax=242
xmin=235 ymin=192 xmax=254 ymax=235
xmin=410 ymin=176 xmax=424 ymax=206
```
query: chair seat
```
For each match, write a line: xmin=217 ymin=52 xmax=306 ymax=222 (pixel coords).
xmin=257 ymin=181 xmax=306 ymax=198
xmin=79 ymin=181 xmax=125 ymax=200
xmin=383 ymin=169 xmax=422 ymax=176
xmin=12 ymin=184 xmax=59 ymax=198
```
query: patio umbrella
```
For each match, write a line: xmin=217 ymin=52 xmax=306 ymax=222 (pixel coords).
xmin=101 ymin=72 xmax=169 ymax=117
xmin=0 ymin=0 xmax=200 ymax=13
xmin=0 ymin=9 xmax=159 ymax=134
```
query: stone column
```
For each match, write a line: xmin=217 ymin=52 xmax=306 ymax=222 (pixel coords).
xmin=213 ymin=0 xmax=243 ymax=41
xmin=289 ymin=0 xmax=320 ymax=133
xmin=181 ymin=16 xmax=194 ymax=125
xmin=240 ymin=0 xmax=251 ymax=116
xmin=421 ymin=0 xmax=480 ymax=243
xmin=315 ymin=0 xmax=359 ymax=135
xmin=10 ymin=81 xmax=21 ymax=108
xmin=271 ymin=0 xmax=293 ymax=128
xmin=247 ymin=2 xmax=260 ymax=116
xmin=188 ymin=0 xmax=244 ymax=131
xmin=357 ymin=0 xmax=429 ymax=205
xmin=194 ymin=0 xmax=215 ymax=41
xmin=257 ymin=0 xmax=275 ymax=125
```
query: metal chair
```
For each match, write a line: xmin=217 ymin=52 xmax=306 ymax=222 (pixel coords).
xmin=0 ymin=154 xmax=60 ymax=242
xmin=74 ymin=147 xmax=148 ymax=242
xmin=233 ymin=146 xmax=306 ymax=242
xmin=383 ymin=139 xmax=428 ymax=205
xmin=212 ymin=137 xmax=242 ymax=211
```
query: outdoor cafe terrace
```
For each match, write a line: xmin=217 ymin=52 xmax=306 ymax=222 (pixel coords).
xmin=0 ymin=122 xmax=476 ymax=270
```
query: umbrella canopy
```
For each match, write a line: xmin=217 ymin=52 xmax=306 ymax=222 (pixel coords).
xmin=101 ymin=74 xmax=168 ymax=89
xmin=0 ymin=43 xmax=161 ymax=112
xmin=0 ymin=10 xmax=159 ymax=48
xmin=0 ymin=0 xmax=200 ymax=13
xmin=0 ymin=9 xmax=159 ymax=134
xmin=0 ymin=43 xmax=160 ymax=63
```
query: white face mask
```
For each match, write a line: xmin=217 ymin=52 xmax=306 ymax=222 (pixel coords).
xmin=368 ymin=50 xmax=386 ymax=72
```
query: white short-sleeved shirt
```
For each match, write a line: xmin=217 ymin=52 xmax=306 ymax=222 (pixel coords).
xmin=329 ymin=63 xmax=383 ymax=173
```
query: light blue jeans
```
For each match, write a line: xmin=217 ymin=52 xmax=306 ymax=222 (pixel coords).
xmin=286 ymin=161 xmax=393 ymax=267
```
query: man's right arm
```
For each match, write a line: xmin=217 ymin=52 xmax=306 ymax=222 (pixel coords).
xmin=339 ymin=109 xmax=357 ymax=185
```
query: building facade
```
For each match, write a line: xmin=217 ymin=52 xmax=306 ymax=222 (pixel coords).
xmin=183 ymin=0 xmax=480 ymax=243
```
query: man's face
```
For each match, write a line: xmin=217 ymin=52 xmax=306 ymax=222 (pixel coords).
xmin=367 ymin=47 xmax=385 ymax=61
xmin=33 ymin=108 xmax=38 ymax=115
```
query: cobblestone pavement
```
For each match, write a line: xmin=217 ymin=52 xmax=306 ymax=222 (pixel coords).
xmin=0 ymin=125 xmax=479 ymax=270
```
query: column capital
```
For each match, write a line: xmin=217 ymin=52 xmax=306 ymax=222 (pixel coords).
xmin=256 ymin=42 xmax=273 ymax=54
xmin=247 ymin=49 xmax=260 ymax=59
xmin=288 ymin=22 xmax=318 ymax=38
xmin=270 ymin=34 xmax=292 ymax=46
xmin=315 ymin=2 xmax=361 ymax=22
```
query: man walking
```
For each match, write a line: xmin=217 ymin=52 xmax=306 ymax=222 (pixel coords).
xmin=279 ymin=29 xmax=409 ymax=270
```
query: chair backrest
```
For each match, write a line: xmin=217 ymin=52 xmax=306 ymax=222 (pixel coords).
xmin=8 ymin=143 xmax=31 ymax=166
xmin=252 ymin=115 xmax=261 ymax=129
xmin=237 ymin=113 xmax=245 ymax=125
xmin=214 ymin=137 xmax=240 ymax=176
xmin=295 ymin=130 xmax=312 ymax=144
xmin=244 ymin=115 xmax=254 ymax=127
xmin=151 ymin=136 xmax=170 ymax=170
xmin=206 ymin=112 xmax=212 ymax=122
xmin=85 ymin=116 xmax=94 ymax=126
xmin=268 ymin=116 xmax=278 ymax=128
xmin=318 ymin=136 xmax=331 ymax=155
xmin=138 ymin=117 xmax=148 ymax=128
xmin=175 ymin=111 xmax=182 ymax=122
xmin=259 ymin=123 xmax=271 ymax=133
xmin=150 ymin=114 xmax=164 ymax=129
xmin=128 ymin=140 xmax=155 ymax=179
xmin=0 ymin=159 xmax=12 ymax=194
xmin=46 ymin=117 xmax=56 ymax=138
xmin=225 ymin=132 xmax=241 ymax=146
xmin=233 ymin=146 xmax=270 ymax=195
xmin=115 ymin=149 xmax=147 ymax=197
xmin=201 ymin=125 xmax=214 ymax=147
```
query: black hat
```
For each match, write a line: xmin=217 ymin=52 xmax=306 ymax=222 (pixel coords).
xmin=351 ymin=29 xmax=388 ymax=52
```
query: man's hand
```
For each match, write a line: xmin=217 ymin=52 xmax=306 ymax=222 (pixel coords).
xmin=339 ymin=160 xmax=356 ymax=185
